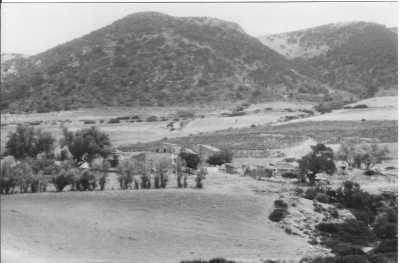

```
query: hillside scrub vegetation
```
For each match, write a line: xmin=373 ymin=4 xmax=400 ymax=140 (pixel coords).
xmin=1 ymin=12 xmax=327 ymax=113
xmin=301 ymin=180 xmax=397 ymax=261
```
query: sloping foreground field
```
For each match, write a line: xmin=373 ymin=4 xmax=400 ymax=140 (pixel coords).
xmin=1 ymin=182 xmax=317 ymax=263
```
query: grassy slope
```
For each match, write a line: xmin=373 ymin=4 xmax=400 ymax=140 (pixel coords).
xmin=1 ymin=173 xmax=319 ymax=263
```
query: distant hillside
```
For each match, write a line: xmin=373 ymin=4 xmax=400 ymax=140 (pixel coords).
xmin=259 ymin=22 xmax=398 ymax=98
xmin=1 ymin=12 xmax=323 ymax=113
xmin=1 ymin=53 xmax=27 ymax=63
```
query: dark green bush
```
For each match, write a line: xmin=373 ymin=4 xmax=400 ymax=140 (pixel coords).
xmin=269 ymin=208 xmax=288 ymax=222
xmin=180 ymin=258 xmax=235 ymax=263
xmin=372 ymin=239 xmax=397 ymax=254
xmin=304 ymin=187 xmax=318 ymax=200
xmin=207 ymin=149 xmax=233 ymax=166
xmin=281 ymin=172 xmax=298 ymax=178
xmin=317 ymin=223 xmax=339 ymax=234
xmin=315 ymin=193 xmax=330 ymax=203
xmin=274 ymin=199 xmax=288 ymax=209
xmin=146 ymin=115 xmax=158 ymax=122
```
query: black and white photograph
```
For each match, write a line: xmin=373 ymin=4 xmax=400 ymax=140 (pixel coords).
xmin=0 ymin=1 xmax=398 ymax=262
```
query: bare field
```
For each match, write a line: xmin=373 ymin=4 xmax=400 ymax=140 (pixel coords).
xmin=123 ymin=120 xmax=397 ymax=158
xmin=1 ymin=101 xmax=313 ymax=151
xmin=1 ymin=172 xmax=323 ymax=263
xmin=280 ymin=96 xmax=398 ymax=124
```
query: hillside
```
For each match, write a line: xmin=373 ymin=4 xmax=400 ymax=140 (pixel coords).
xmin=1 ymin=12 xmax=323 ymax=113
xmin=1 ymin=53 xmax=27 ymax=63
xmin=259 ymin=22 xmax=398 ymax=98
xmin=1 ymin=173 xmax=327 ymax=263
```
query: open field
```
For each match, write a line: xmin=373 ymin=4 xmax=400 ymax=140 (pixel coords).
xmin=122 ymin=120 xmax=397 ymax=157
xmin=282 ymin=96 xmax=397 ymax=124
xmin=1 ymin=101 xmax=314 ymax=152
xmin=1 ymin=171 xmax=326 ymax=263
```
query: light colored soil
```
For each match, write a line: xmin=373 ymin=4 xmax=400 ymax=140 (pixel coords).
xmin=1 ymin=171 xmax=322 ymax=263
xmin=1 ymin=103 xmax=307 ymax=149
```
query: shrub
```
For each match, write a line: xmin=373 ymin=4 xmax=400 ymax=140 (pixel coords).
xmin=352 ymin=104 xmax=368 ymax=109
xmin=180 ymin=258 xmax=235 ymax=263
xmin=374 ymin=221 xmax=397 ymax=240
xmin=146 ymin=115 xmax=158 ymax=122
xmin=294 ymin=187 xmax=304 ymax=196
xmin=207 ymin=149 xmax=233 ymax=166
xmin=83 ymin=120 xmax=96 ymax=124
xmin=274 ymin=199 xmax=288 ymax=209
xmin=317 ymin=223 xmax=339 ymax=234
xmin=269 ymin=208 xmax=288 ymax=222
xmin=318 ymin=219 xmax=376 ymax=246
xmin=299 ymin=109 xmax=314 ymax=115
xmin=328 ymin=207 xmax=339 ymax=218
xmin=108 ymin=118 xmax=120 ymax=124
xmin=176 ymin=110 xmax=195 ymax=119
xmin=372 ymin=239 xmax=397 ymax=253
xmin=315 ymin=193 xmax=330 ymax=203
xmin=304 ymin=187 xmax=318 ymax=200
xmin=281 ymin=172 xmax=298 ymax=178
xmin=330 ymin=243 xmax=366 ymax=256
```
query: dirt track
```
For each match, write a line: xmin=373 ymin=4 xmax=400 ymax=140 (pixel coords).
xmin=1 ymin=173 xmax=318 ymax=263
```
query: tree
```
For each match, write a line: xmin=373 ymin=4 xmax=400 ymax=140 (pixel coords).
xmin=336 ymin=139 xmax=388 ymax=170
xmin=91 ymin=157 xmax=110 ymax=190
xmin=298 ymin=143 xmax=336 ymax=185
xmin=6 ymin=125 xmax=55 ymax=159
xmin=179 ymin=151 xmax=200 ymax=170
xmin=61 ymin=127 xmax=112 ymax=162
xmin=0 ymin=156 xmax=17 ymax=194
xmin=117 ymin=159 xmax=145 ymax=190
xmin=207 ymin=149 xmax=233 ymax=166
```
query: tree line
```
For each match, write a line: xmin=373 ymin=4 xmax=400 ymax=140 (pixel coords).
xmin=0 ymin=125 xmax=206 ymax=194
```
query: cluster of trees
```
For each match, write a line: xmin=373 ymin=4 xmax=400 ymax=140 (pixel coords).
xmin=336 ymin=138 xmax=389 ymax=170
xmin=1 ymin=125 xmax=112 ymax=194
xmin=1 ymin=125 xmax=208 ymax=194
xmin=297 ymin=140 xmax=389 ymax=186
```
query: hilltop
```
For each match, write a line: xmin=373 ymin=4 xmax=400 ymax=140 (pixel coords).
xmin=259 ymin=22 xmax=398 ymax=98
xmin=1 ymin=12 xmax=322 ymax=113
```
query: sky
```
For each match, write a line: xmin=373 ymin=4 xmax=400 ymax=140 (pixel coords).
xmin=1 ymin=1 xmax=398 ymax=55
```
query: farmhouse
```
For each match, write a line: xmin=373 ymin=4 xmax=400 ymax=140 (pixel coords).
xmin=154 ymin=142 xmax=181 ymax=154
xmin=269 ymin=161 xmax=299 ymax=176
